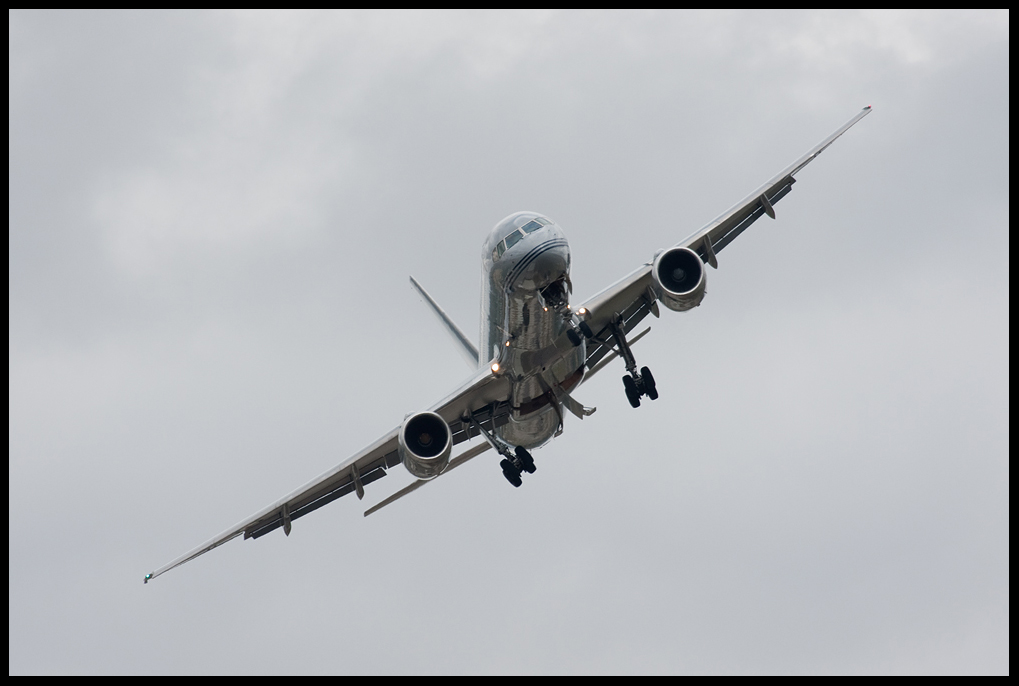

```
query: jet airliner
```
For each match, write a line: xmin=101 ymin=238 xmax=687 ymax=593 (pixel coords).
xmin=145 ymin=107 xmax=872 ymax=582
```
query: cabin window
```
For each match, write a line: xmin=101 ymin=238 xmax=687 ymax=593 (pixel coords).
xmin=504 ymin=229 xmax=524 ymax=250
xmin=521 ymin=220 xmax=542 ymax=234
xmin=495 ymin=241 xmax=507 ymax=259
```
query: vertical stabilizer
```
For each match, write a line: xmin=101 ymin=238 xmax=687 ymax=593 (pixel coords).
xmin=409 ymin=276 xmax=480 ymax=369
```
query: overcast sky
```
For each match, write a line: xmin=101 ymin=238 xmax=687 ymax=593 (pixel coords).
xmin=9 ymin=10 xmax=1008 ymax=675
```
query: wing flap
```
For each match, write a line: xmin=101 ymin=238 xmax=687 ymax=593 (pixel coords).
xmin=247 ymin=462 xmax=391 ymax=539
xmin=708 ymin=179 xmax=795 ymax=255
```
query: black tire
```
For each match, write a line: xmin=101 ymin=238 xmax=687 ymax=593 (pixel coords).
xmin=622 ymin=374 xmax=641 ymax=408
xmin=579 ymin=321 xmax=594 ymax=339
xmin=641 ymin=366 xmax=658 ymax=400
xmin=515 ymin=446 xmax=536 ymax=473
xmin=567 ymin=328 xmax=582 ymax=347
xmin=502 ymin=467 xmax=522 ymax=487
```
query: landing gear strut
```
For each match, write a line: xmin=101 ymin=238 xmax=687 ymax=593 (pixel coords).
xmin=606 ymin=313 xmax=658 ymax=408
xmin=466 ymin=413 xmax=536 ymax=488
xmin=541 ymin=278 xmax=585 ymax=348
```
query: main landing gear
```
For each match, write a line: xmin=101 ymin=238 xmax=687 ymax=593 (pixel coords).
xmin=622 ymin=366 xmax=657 ymax=408
xmin=587 ymin=313 xmax=659 ymax=409
xmin=500 ymin=446 xmax=536 ymax=488
xmin=467 ymin=413 xmax=536 ymax=488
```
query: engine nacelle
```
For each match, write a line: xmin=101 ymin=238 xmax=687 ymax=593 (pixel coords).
xmin=652 ymin=246 xmax=706 ymax=312
xmin=399 ymin=411 xmax=452 ymax=480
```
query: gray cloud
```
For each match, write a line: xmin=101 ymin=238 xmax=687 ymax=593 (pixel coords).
xmin=10 ymin=9 xmax=1008 ymax=674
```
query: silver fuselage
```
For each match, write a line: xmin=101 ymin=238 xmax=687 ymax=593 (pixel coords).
xmin=479 ymin=212 xmax=586 ymax=449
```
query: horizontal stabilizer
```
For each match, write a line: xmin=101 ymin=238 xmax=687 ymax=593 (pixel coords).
xmin=364 ymin=441 xmax=491 ymax=516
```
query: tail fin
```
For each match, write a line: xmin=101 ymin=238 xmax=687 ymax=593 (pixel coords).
xmin=409 ymin=276 xmax=479 ymax=369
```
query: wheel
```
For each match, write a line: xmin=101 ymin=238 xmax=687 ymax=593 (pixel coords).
xmin=579 ymin=321 xmax=594 ymax=339
xmin=500 ymin=458 xmax=523 ymax=486
xmin=567 ymin=328 xmax=582 ymax=347
xmin=515 ymin=446 xmax=536 ymax=473
xmin=622 ymin=374 xmax=641 ymax=408
xmin=640 ymin=366 xmax=658 ymax=400
xmin=502 ymin=466 xmax=523 ymax=487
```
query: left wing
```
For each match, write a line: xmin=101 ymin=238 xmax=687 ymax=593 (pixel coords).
xmin=578 ymin=107 xmax=872 ymax=375
xmin=145 ymin=366 xmax=511 ymax=582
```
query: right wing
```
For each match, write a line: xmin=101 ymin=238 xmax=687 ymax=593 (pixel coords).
xmin=145 ymin=365 xmax=512 ymax=582
xmin=578 ymin=107 xmax=872 ymax=376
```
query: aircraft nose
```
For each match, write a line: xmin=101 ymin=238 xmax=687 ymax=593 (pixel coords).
xmin=513 ymin=240 xmax=570 ymax=291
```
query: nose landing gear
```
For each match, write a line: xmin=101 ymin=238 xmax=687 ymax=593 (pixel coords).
xmin=541 ymin=278 xmax=585 ymax=348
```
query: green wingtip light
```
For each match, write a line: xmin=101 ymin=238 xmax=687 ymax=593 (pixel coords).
xmin=144 ymin=573 xmax=152 ymax=583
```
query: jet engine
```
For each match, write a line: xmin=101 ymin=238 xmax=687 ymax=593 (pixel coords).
xmin=399 ymin=411 xmax=452 ymax=480
xmin=652 ymin=246 xmax=706 ymax=312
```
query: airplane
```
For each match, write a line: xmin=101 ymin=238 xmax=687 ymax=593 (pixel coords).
xmin=145 ymin=106 xmax=872 ymax=582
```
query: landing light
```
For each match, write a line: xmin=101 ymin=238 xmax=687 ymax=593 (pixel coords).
xmin=578 ymin=308 xmax=587 ymax=315
xmin=491 ymin=363 xmax=500 ymax=373
xmin=505 ymin=341 xmax=510 ymax=347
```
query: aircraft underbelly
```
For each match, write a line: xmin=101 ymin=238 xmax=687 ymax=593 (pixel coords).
xmin=496 ymin=292 xmax=586 ymax=449
xmin=499 ymin=407 xmax=560 ymax=448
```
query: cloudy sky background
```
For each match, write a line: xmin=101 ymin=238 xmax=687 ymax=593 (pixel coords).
xmin=9 ymin=10 xmax=1008 ymax=674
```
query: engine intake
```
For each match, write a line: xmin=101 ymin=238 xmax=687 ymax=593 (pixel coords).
xmin=652 ymin=246 xmax=706 ymax=312
xmin=399 ymin=411 xmax=452 ymax=480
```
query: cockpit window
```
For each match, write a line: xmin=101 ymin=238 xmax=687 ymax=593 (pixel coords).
xmin=504 ymin=229 xmax=524 ymax=250
xmin=492 ymin=216 xmax=554 ymax=261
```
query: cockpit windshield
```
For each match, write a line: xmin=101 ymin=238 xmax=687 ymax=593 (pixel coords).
xmin=504 ymin=230 xmax=524 ymax=250
xmin=491 ymin=215 xmax=554 ymax=261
